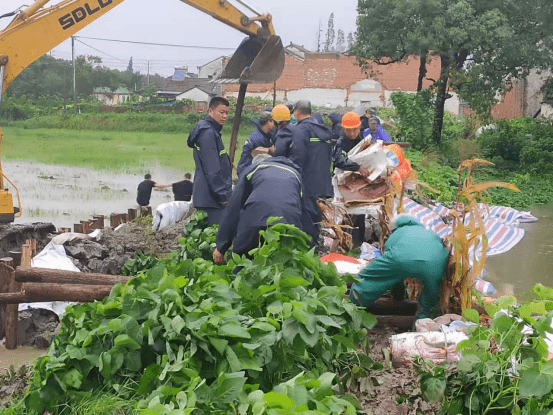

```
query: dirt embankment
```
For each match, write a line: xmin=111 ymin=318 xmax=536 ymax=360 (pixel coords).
xmin=64 ymin=219 xmax=187 ymax=274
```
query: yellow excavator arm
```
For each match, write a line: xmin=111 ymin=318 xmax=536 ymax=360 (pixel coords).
xmin=0 ymin=0 xmax=284 ymax=222
xmin=0 ymin=0 xmax=280 ymax=93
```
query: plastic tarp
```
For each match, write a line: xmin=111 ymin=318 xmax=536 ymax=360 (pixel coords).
xmin=19 ymin=239 xmax=81 ymax=315
xmin=152 ymin=201 xmax=192 ymax=231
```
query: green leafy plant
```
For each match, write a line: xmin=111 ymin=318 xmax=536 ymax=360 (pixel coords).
xmin=20 ymin=221 xmax=375 ymax=414
xmin=417 ymin=285 xmax=553 ymax=414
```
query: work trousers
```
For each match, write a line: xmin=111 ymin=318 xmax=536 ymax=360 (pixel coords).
xmin=203 ymin=206 xmax=226 ymax=226
xmin=349 ymin=253 xmax=443 ymax=320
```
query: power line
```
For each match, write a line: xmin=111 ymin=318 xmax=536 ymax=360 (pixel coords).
xmin=75 ymin=38 xmax=128 ymax=64
xmin=76 ymin=36 xmax=236 ymax=51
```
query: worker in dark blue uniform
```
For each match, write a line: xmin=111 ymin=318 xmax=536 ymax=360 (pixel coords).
xmin=328 ymin=112 xmax=343 ymax=144
xmin=272 ymin=104 xmax=295 ymax=158
xmin=187 ymin=97 xmax=232 ymax=225
xmin=236 ymin=110 xmax=275 ymax=178
xmin=212 ymin=156 xmax=316 ymax=263
xmin=276 ymin=100 xmax=334 ymax=224
xmin=332 ymin=111 xmax=371 ymax=175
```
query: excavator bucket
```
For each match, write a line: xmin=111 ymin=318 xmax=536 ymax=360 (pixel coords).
xmin=219 ymin=35 xmax=285 ymax=84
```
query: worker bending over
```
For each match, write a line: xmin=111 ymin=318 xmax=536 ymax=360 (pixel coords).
xmin=236 ymin=110 xmax=275 ymax=178
xmin=349 ymin=214 xmax=449 ymax=320
xmin=213 ymin=156 xmax=315 ymax=264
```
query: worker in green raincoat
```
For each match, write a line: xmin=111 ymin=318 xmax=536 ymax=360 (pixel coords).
xmin=349 ymin=215 xmax=449 ymax=320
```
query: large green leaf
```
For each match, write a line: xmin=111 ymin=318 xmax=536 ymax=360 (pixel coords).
xmin=218 ymin=323 xmax=251 ymax=340
xmin=519 ymin=368 xmax=553 ymax=398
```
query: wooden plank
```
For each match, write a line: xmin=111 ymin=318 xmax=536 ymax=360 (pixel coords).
xmin=74 ymin=223 xmax=83 ymax=233
xmin=0 ymin=291 xmax=26 ymax=303
xmin=15 ymin=267 xmax=131 ymax=286
xmin=57 ymin=227 xmax=71 ymax=234
xmin=25 ymin=283 xmax=113 ymax=302
xmin=1 ymin=258 xmax=19 ymax=349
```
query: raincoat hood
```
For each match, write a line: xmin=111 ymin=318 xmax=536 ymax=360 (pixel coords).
xmin=187 ymin=116 xmax=222 ymax=148
xmin=297 ymin=117 xmax=334 ymax=143
xmin=328 ymin=112 xmax=342 ymax=126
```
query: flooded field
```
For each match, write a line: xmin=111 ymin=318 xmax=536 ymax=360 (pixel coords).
xmin=3 ymin=160 xmax=185 ymax=229
xmin=486 ymin=203 xmax=553 ymax=297
xmin=3 ymin=160 xmax=552 ymax=296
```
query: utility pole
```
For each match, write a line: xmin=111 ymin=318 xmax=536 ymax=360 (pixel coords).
xmin=147 ymin=60 xmax=150 ymax=86
xmin=72 ymin=36 xmax=77 ymax=115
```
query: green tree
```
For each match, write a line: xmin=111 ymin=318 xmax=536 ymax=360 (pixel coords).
xmin=336 ymin=29 xmax=345 ymax=53
xmin=324 ymin=13 xmax=335 ymax=52
xmin=346 ymin=32 xmax=355 ymax=51
xmin=355 ymin=0 xmax=553 ymax=145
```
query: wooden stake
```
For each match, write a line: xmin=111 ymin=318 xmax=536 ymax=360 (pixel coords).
xmin=110 ymin=213 xmax=120 ymax=228
xmin=1 ymin=258 xmax=19 ymax=349
xmin=21 ymin=243 xmax=32 ymax=268
xmin=0 ymin=257 xmax=11 ymax=340
xmin=127 ymin=208 xmax=137 ymax=221
xmin=15 ymin=267 xmax=131 ymax=286
xmin=81 ymin=220 xmax=91 ymax=234
xmin=9 ymin=251 xmax=21 ymax=268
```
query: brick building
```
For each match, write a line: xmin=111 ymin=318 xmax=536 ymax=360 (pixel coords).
xmin=222 ymin=52 xmax=526 ymax=119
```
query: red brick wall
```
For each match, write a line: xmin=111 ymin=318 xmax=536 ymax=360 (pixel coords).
xmin=491 ymin=80 xmax=525 ymax=119
xmin=222 ymin=54 xmax=442 ymax=96
xmin=222 ymin=53 xmax=524 ymax=119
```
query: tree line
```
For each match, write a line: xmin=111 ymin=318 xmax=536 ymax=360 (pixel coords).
xmin=6 ymin=54 xmax=165 ymax=100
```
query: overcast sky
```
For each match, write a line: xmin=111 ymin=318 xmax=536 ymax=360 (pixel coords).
xmin=1 ymin=0 xmax=358 ymax=77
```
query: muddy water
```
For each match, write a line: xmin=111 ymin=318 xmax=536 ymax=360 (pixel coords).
xmin=3 ymin=160 xmax=184 ymax=229
xmin=485 ymin=203 xmax=553 ymax=296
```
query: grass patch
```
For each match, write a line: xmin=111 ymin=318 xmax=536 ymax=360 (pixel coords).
xmin=2 ymin=127 xmax=250 ymax=172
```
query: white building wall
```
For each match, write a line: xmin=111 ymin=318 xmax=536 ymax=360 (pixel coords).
xmin=287 ymin=88 xmax=347 ymax=107
xmin=198 ymin=58 xmax=224 ymax=79
xmin=541 ymin=103 xmax=553 ymax=119
xmin=176 ymin=88 xmax=210 ymax=102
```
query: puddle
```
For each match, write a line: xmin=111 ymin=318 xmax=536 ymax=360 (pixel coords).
xmin=3 ymin=161 xmax=185 ymax=228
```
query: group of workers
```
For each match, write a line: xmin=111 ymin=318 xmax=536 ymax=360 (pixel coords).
xmin=184 ymin=96 xmax=447 ymax=321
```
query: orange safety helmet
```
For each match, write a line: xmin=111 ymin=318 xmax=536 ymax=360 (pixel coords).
xmin=271 ymin=104 xmax=291 ymax=121
xmin=341 ymin=111 xmax=362 ymax=129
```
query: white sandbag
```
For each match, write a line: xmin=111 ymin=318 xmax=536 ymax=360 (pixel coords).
xmin=21 ymin=241 xmax=80 ymax=314
xmin=31 ymin=241 xmax=80 ymax=272
xmin=152 ymin=201 xmax=192 ymax=231
xmin=390 ymin=331 xmax=468 ymax=367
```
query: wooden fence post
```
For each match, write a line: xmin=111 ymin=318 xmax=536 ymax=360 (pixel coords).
xmin=1 ymin=258 xmax=19 ymax=349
